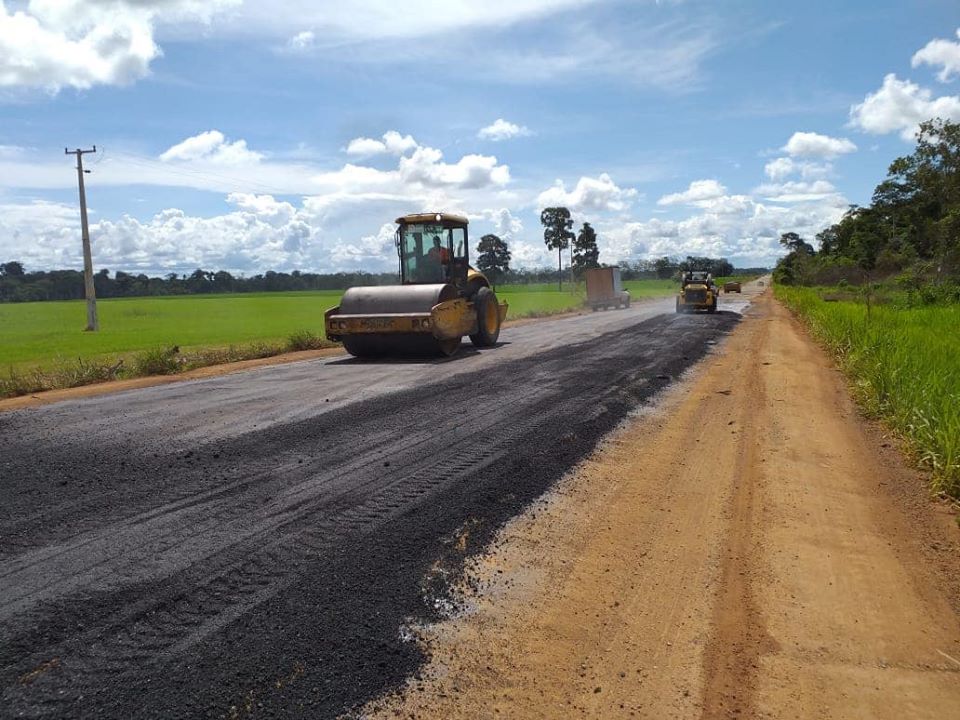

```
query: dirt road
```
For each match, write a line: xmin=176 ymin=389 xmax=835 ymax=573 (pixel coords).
xmin=363 ymin=290 xmax=960 ymax=719
xmin=0 ymin=297 xmax=741 ymax=718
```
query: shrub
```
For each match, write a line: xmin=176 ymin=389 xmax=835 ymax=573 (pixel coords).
xmin=285 ymin=329 xmax=327 ymax=352
xmin=130 ymin=346 xmax=181 ymax=376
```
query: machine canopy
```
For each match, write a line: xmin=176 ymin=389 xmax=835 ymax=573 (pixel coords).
xmin=397 ymin=223 xmax=468 ymax=284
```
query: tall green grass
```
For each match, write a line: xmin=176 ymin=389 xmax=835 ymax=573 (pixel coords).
xmin=776 ymin=286 xmax=960 ymax=498
xmin=0 ymin=281 xmax=677 ymax=398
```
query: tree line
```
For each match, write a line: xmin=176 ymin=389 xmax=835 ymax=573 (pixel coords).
xmin=775 ymin=117 xmax=960 ymax=291
xmin=0 ymin=264 xmax=399 ymax=303
xmin=2 ymin=209 xmax=752 ymax=302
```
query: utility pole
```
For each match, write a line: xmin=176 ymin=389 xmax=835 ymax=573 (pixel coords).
xmin=66 ymin=146 xmax=98 ymax=331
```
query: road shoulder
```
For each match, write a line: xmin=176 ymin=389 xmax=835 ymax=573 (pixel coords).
xmin=360 ymin=290 xmax=960 ymax=719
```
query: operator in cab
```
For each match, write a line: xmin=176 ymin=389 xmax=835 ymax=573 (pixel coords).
xmin=422 ymin=235 xmax=450 ymax=282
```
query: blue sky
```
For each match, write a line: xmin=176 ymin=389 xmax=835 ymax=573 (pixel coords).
xmin=1 ymin=0 xmax=959 ymax=275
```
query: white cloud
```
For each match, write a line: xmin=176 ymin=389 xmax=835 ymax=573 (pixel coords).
xmin=330 ymin=222 xmax=397 ymax=268
xmin=160 ymin=130 xmax=264 ymax=165
xmin=764 ymin=157 xmax=795 ymax=181
xmin=398 ymin=147 xmax=510 ymax=189
xmin=345 ymin=130 xmax=419 ymax=157
xmin=764 ymin=156 xmax=832 ymax=181
xmin=753 ymin=179 xmax=839 ymax=203
xmin=600 ymin=191 xmax=847 ymax=267
xmin=0 ymin=0 xmax=238 ymax=91
xmin=478 ymin=119 xmax=532 ymax=142
xmin=227 ymin=0 xmax=599 ymax=41
xmin=849 ymin=73 xmax=960 ymax=141
xmin=484 ymin=208 xmax=523 ymax=238
xmin=657 ymin=179 xmax=727 ymax=206
xmin=0 ymin=133 xmax=511 ymax=203
xmin=287 ymin=30 xmax=315 ymax=51
xmin=537 ymin=173 xmax=637 ymax=212
xmin=782 ymin=132 xmax=857 ymax=158
xmin=912 ymin=29 xmax=960 ymax=83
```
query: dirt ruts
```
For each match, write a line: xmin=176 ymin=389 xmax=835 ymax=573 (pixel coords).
xmin=0 ymin=310 xmax=739 ymax=719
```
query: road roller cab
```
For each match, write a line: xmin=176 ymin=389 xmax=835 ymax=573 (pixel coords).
xmin=325 ymin=213 xmax=509 ymax=357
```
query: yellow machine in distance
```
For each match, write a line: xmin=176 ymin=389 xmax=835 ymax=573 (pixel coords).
xmin=676 ymin=271 xmax=719 ymax=313
xmin=325 ymin=213 xmax=508 ymax=357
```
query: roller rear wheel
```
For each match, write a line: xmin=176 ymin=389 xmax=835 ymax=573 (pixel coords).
xmin=470 ymin=287 xmax=501 ymax=348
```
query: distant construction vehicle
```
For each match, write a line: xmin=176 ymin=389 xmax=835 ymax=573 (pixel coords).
xmin=676 ymin=271 xmax=718 ymax=313
xmin=585 ymin=267 xmax=630 ymax=311
xmin=723 ymin=280 xmax=742 ymax=293
xmin=325 ymin=213 xmax=508 ymax=358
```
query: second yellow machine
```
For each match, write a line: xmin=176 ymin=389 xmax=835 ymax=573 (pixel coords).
xmin=326 ymin=213 xmax=508 ymax=357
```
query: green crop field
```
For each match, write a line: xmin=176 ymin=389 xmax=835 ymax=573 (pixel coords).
xmin=0 ymin=279 xmax=677 ymax=372
xmin=776 ymin=285 xmax=960 ymax=497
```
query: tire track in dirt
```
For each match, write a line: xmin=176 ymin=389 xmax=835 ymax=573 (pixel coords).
xmin=699 ymin=299 xmax=776 ymax=720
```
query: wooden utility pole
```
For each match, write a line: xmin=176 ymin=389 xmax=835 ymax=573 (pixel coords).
xmin=66 ymin=146 xmax=98 ymax=331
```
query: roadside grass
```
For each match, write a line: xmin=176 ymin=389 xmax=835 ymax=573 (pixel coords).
xmin=0 ymin=291 xmax=344 ymax=368
xmin=0 ymin=331 xmax=333 ymax=399
xmin=0 ymin=280 xmax=676 ymax=398
xmin=776 ymin=285 xmax=960 ymax=498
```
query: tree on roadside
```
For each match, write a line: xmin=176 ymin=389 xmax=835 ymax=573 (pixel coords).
xmin=779 ymin=232 xmax=815 ymax=255
xmin=774 ymin=232 xmax=817 ymax=285
xmin=476 ymin=234 xmax=511 ymax=289
xmin=0 ymin=261 xmax=24 ymax=277
xmin=572 ymin=222 xmax=601 ymax=277
xmin=540 ymin=206 xmax=575 ymax=290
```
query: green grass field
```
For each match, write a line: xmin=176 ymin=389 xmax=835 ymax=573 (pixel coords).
xmin=776 ymin=285 xmax=960 ymax=498
xmin=1 ymin=280 xmax=677 ymax=371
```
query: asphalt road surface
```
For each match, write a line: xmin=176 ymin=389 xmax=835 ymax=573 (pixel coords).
xmin=0 ymin=296 xmax=745 ymax=719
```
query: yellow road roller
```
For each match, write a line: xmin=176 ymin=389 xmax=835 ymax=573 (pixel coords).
xmin=325 ymin=213 xmax=508 ymax=357
xmin=676 ymin=270 xmax=718 ymax=313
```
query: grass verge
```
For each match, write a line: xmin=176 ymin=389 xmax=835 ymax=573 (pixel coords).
xmin=0 ymin=331 xmax=337 ymax=400
xmin=776 ymin=285 xmax=960 ymax=498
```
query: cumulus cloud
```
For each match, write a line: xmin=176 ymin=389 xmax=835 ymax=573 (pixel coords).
xmin=912 ymin=29 xmax=960 ymax=83
xmin=329 ymin=222 xmax=397 ymax=268
xmin=537 ymin=173 xmax=637 ymax=212
xmin=0 ymin=195 xmax=308 ymax=274
xmin=160 ymin=130 xmax=264 ymax=165
xmin=483 ymin=208 xmax=523 ymax=238
xmin=0 ymin=0 xmax=237 ymax=91
xmin=398 ymin=147 xmax=510 ymax=189
xmin=764 ymin=157 xmax=796 ymax=182
xmin=849 ymin=73 xmax=960 ymax=140
xmin=345 ymin=130 xmax=419 ymax=157
xmin=657 ymin=179 xmax=727 ymax=207
xmin=764 ymin=156 xmax=832 ymax=182
xmin=478 ymin=119 xmax=532 ymax=142
xmin=601 ymin=191 xmax=848 ymax=267
xmin=782 ymin=132 xmax=857 ymax=158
